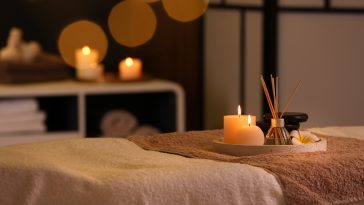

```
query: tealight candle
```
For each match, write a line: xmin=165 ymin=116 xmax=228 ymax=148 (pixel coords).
xmin=224 ymin=106 xmax=256 ymax=144
xmin=119 ymin=57 xmax=142 ymax=80
xmin=234 ymin=115 xmax=265 ymax=145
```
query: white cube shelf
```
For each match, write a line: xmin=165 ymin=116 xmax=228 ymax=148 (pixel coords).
xmin=0 ymin=79 xmax=185 ymax=146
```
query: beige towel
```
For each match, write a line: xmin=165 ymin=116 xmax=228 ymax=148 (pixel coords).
xmin=133 ymin=125 xmax=161 ymax=136
xmin=127 ymin=130 xmax=364 ymax=205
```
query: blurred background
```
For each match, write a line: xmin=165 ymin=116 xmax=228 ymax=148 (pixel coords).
xmin=1 ymin=0 xmax=364 ymax=131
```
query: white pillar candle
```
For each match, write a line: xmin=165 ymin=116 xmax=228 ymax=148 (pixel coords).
xmin=234 ymin=115 xmax=265 ymax=145
xmin=75 ymin=46 xmax=101 ymax=81
xmin=76 ymin=64 xmax=103 ymax=81
xmin=119 ymin=57 xmax=142 ymax=80
xmin=223 ymin=106 xmax=257 ymax=144
xmin=75 ymin=46 xmax=99 ymax=69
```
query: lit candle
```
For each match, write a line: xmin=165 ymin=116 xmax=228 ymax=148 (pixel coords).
xmin=119 ymin=57 xmax=142 ymax=80
xmin=75 ymin=46 xmax=102 ymax=81
xmin=75 ymin=46 xmax=99 ymax=69
xmin=224 ymin=105 xmax=257 ymax=143
xmin=234 ymin=114 xmax=265 ymax=145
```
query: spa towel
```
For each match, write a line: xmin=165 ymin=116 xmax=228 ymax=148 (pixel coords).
xmin=100 ymin=110 xmax=138 ymax=137
xmin=0 ymin=99 xmax=38 ymax=116
xmin=128 ymin=130 xmax=364 ymax=205
xmin=0 ymin=111 xmax=45 ymax=125
xmin=0 ymin=138 xmax=284 ymax=205
xmin=133 ymin=125 xmax=161 ymax=136
xmin=0 ymin=54 xmax=70 ymax=84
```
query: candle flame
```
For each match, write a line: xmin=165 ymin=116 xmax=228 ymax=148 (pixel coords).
xmin=238 ymin=105 xmax=241 ymax=117
xmin=248 ymin=114 xmax=251 ymax=126
xmin=82 ymin=46 xmax=91 ymax=55
xmin=125 ymin=57 xmax=134 ymax=67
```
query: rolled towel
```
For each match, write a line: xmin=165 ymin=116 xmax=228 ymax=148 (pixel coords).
xmin=290 ymin=130 xmax=320 ymax=145
xmin=0 ymin=99 xmax=38 ymax=116
xmin=133 ymin=125 xmax=161 ymax=136
xmin=100 ymin=110 xmax=138 ymax=137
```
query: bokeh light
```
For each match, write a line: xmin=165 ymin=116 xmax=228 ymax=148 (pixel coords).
xmin=141 ymin=0 xmax=160 ymax=3
xmin=108 ymin=0 xmax=157 ymax=47
xmin=161 ymin=0 xmax=209 ymax=22
xmin=58 ymin=20 xmax=108 ymax=67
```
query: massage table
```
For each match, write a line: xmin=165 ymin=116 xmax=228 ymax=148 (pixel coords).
xmin=0 ymin=126 xmax=363 ymax=205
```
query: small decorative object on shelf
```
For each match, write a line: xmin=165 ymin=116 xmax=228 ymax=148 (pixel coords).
xmin=75 ymin=46 xmax=103 ymax=82
xmin=260 ymin=75 xmax=302 ymax=145
xmin=119 ymin=57 xmax=142 ymax=81
xmin=0 ymin=27 xmax=70 ymax=84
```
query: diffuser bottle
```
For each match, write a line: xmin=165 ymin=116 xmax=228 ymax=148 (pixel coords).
xmin=265 ymin=118 xmax=291 ymax=145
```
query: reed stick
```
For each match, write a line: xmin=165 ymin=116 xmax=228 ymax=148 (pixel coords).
xmin=276 ymin=77 xmax=279 ymax=117
xmin=260 ymin=75 xmax=276 ymax=118
xmin=279 ymin=80 xmax=302 ymax=118
xmin=270 ymin=75 xmax=277 ymax=118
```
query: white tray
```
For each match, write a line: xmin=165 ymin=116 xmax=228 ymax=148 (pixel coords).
xmin=213 ymin=138 xmax=327 ymax=156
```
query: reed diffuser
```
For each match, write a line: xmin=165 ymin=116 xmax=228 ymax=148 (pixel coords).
xmin=260 ymin=75 xmax=302 ymax=145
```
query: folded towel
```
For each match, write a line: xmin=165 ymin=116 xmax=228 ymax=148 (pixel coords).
xmin=0 ymin=99 xmax=38 ymax=116
xmin=0 ymin=121 xmax=46 ymax=134
xmin=100 ymin=110 xmax=138 ymax=137
xmin=127 ymin=130 xmax=364 ymax=205
xmin=133 ymin=125 xmax=161 ymax=136
xmin=0 ymin=111 xmax=46 ymax=125
xmin=0 ymin=54 xmax=70 ymax=84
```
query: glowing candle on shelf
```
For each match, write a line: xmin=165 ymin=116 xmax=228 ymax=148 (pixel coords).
xmin=75 ymin=46 xmax=102 ymax=81
xmin=75 ymin=46 xmax=99 ymax=69
xmin=224 ymin=105 xmax=257 ymax=144
xmin=234 ymin=114 xmax=265 ymax=145
xmin=119 ymin=57 xmax=142 ymax=80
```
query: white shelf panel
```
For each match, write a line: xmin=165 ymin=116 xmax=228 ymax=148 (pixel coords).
xmin=0 ymin=79 xmax=183 ymax=96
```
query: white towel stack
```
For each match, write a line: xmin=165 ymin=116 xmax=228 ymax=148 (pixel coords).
xmin=0 ymin=99 xmax=46 ymax=135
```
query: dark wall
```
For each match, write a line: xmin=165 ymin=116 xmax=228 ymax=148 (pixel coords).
xmin=0 ymin=0 xmax=203 ymax=130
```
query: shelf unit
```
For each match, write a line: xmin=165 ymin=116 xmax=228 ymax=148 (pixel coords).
xmin=0 ymin=79 xmax=185 ymax=146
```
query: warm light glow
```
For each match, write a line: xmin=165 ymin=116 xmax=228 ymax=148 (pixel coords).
xmin=238 ymin=105 xmax=241 ymax=117
xmin=125 ymin=57 xmax=134 ymax=67
xmin=58 ymin=20 xmax=108 ymax=67
xmin=161 ymin=0 xmax=209 ymax=22
xmin=108 ymin=0 xmax=157 ymax=47
xmin=248 ymin=115 xmax=251 ymax=126
xmin=82 ymin=46 xmax=91 ymax=55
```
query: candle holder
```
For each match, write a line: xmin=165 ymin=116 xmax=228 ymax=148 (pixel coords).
xmin=265 ymin=118 xmax=291 ymax=145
